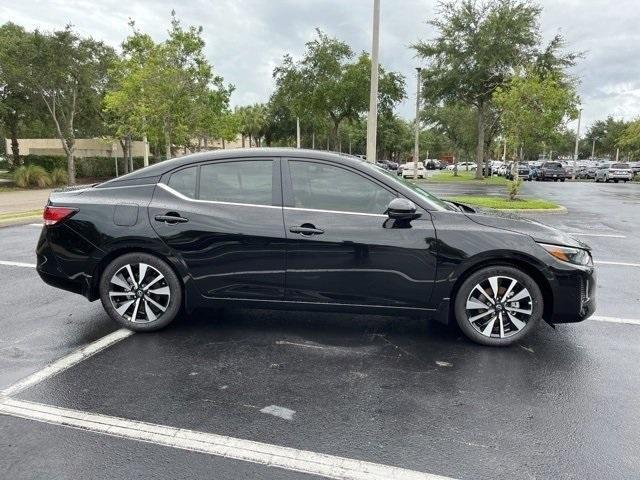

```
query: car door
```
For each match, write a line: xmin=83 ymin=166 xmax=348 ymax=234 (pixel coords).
xmin=149 ymin=157 xmax=286 ymax=300
xmin=282 ymin=158 xmax=438 ymax=310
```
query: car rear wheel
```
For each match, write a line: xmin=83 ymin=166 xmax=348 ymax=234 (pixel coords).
xmin=454 ymin=266 xmax=543 ymax=346
xmin=99 ymin=252 xmax=182 ymax=332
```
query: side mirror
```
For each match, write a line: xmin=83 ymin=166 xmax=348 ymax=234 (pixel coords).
xmin=386 ymin=198 xmax=421 ymax=220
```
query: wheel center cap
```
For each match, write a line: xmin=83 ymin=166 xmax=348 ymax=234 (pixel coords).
xmin=495 ymin=303 xmax=504 ymax=312
xmin=136 ymin=289 xmax=144 ymax=298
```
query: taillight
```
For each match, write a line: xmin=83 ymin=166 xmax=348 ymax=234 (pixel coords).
xmin=43 ymin=206 xmax=78 ymax=226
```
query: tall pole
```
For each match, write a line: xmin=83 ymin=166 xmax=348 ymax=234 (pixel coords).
xmin=573 ymin=108 xmax=582 ymax=180
xmin=366 ymin=0 xmax=380 ymax=163
xmin=591 ymin=138 xmax=596 ymax=158
xmin=413 ymin=67 xmax=421 ymax=179
xmin=143 ymin=134 xmax=149 ymax=167
xmin=296 ymin=117 xmax=301 ymax=148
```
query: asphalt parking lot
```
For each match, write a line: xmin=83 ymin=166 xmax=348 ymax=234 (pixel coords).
xmin=1 ymin=181 xmax=639 ymax=480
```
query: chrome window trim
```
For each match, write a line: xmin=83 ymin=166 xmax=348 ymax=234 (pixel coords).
xmin=157 ymin=183 xmax=281 ymax=209
xmin=284 ymin=206 xmax=387 ymax=218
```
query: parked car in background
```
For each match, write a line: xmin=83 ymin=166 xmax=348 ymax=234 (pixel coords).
xmin=36 ymin=148 xmax=596 ymax=347
xmin=497 ymin=162 xmax=512 ymax=176
xmin=595 ymin=163 xmax=634 ymax=183
xmin=425 ymin=159 xmax=443 ymax=170
xmin=527 ymin=165 xmax=540 ymax=181
xmin=385 ymin=160 xmax=399 ymax=171
xmin=376 ymin=161 xmax=389 ymax=170
xmin=446 ymin=161 xmax=475 ymax=171
xmin=537 ymin=162 xmax=568 ymax=182
xmin=506 ymin=163 xmax=531 ymax=180
xmin=400 ymin=162 xmax=427 ymax=178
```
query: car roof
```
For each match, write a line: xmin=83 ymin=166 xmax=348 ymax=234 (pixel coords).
xmin=97 ymin=148 xmax=370 ymax=188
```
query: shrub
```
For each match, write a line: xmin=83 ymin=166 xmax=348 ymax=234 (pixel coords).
xmin=22 ymin=155 xmax=67 ymax=172
xmin=508 ymin=178 xmax=522 ymax=200
xmin=50 ymin=168 xmax=69 ymax=186
xmin=13 ymin=165 xmax=52 ymax=188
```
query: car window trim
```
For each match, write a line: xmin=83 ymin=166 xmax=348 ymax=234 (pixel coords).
xmin=281 ymin=157 xmax=399 ymax=214
xmin=160 ymin=157 xmax=282 ymax=207
xmin=157 ymin=183 xmax=282 ymax=210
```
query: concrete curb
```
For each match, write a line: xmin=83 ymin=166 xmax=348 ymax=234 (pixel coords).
xmin=0 ymin=215 xmax=42 ymax=228
xmin=492 ymin=206 xmax=568 ymax=214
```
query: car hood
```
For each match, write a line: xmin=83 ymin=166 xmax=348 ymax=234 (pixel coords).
xmin=464 ymin=208 xmax=588 ymax=250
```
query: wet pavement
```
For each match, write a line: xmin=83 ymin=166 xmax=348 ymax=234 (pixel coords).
xmin=1 ymin=181 xmax=639 ymax=480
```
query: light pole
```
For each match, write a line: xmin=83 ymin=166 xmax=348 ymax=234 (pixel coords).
xmin=413 ymin=67 xmax=422 ymax=179
xmin=572 ymin=108 xmax=582 ymax=180
xmin=591 ymin=137 xmax=596 ymax=158
xmin=296 ymin=117 xmax=301 ymax=148
xmin=366 ymin=0 xmax=380 ymax=163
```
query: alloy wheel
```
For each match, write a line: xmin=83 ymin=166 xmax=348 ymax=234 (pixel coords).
xmin=108 ymin=263 xmax=170 ymax=323
xmin=465 ymin=275 xmax=533 ymax=339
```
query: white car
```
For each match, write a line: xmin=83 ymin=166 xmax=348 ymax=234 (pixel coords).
xmin=446 ymin=161 xmax=475 ymax=171
xmin=400 ymin=162 xmax=426 ymax=179
xmin=594 ymin=163 xmax=634 ymax=183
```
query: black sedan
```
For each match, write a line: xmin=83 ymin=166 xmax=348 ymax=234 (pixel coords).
xmin=36 ymin=149 xmax=596 ymax=346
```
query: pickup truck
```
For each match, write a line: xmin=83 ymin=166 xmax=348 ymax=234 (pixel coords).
xmin=536 ymin=162 xmax=568 ymax=182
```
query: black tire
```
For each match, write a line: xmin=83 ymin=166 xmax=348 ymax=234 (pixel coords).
xmin=560 ymin=178 xmax=565 ymax=182
xmin=453 ymin=265 xmax=543 ymax=346
xmin=614 ymin=179 xmax=619 ymax=183
xmin=99 ymin=252 xmax=183 ymax=332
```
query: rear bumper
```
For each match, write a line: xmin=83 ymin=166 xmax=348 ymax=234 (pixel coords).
xmin=36 ymin=226 xmax=95 ymax=300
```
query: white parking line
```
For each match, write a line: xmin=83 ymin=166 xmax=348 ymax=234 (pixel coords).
xmin=595 ymin=260 xmax=640 ymax=267
xmin=1 ymin=329 xmax=133 ymax=397
xmin=0 ymin=260 xmax=36 ymax=268
xmin=0 ymin=398 xmax=455 ymax=480
xmin=29 ymin=223 xmax=42 ymax=227
xmin=589 ymin=315 xmax=640 ymax=326
xmin=567 ymin=232 xmax=627 ymax=238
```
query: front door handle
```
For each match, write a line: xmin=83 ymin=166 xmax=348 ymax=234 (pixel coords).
xmin=154 ymin=213 xmax=189 ymax=224
xmin=289 ymin=224 xmax=324 ymax=236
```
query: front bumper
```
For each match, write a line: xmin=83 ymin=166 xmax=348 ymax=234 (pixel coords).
xmin=548 ymin=265 xmax=596 ymax=323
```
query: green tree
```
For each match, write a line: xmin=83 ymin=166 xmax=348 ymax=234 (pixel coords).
xmin=273 ymin=29 xmax=405 ymax=149
xmin=617 ymin=119 xmax=640 ymax=160
xmin=0 ymin=23 xmax=36 ymax=164
xmin=413 ymin=0 xmax=577 ymax=178
xmin=425 ymin=102 xmax=477 ymax=174
xmin=26 ymin=27 xmax=115 ymax=183
xmin=493 ymin=68 xmax=578 ymax=158
xmin=585 ymin=116 xmax=630 ymax=159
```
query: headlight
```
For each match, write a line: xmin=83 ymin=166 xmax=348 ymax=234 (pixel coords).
xmin=538 ymin=243 xmax=593 ymax=266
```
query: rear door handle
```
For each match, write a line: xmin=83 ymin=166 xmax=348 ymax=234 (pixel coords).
xmin=289 ymin=225 xmax=324 ymax=236
xmin=154 ymin=213 xmax=189 ymax=224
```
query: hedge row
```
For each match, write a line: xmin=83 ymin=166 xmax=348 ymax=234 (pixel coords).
xmin=19 ymin=155 xmax=160 ymax=179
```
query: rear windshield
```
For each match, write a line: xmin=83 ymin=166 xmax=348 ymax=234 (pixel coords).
xmin=611 ymin=163 xmax=630 ymax=169
xmin=543 ymin=162 xmax=562 ymax=168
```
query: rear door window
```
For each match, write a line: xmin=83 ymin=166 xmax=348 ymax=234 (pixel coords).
xmin=167 ymin=166 xmax=197 ymax=198
xmin=199 ymin=160 xmax=273 ymax=206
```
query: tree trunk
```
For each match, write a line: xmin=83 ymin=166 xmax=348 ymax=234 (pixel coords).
xmin=204 ymin=136 xmax=209 ymax=149
xmin=120 ymin=139 xmax=129 ymax=175
xmin=197 ymin=137 xmax=202 ymax=152
xmin=165 ymin=133 xmax=171 ymax=160
xmin=241 ymin=134 xmax=245 ymax=148
xmin=475 ymin=102 xmax=485 ymax=179
xmin=222 ymin=138 xmax=225 ymax=149
xmin=127 ymin=135 xmax=133 ymax=172
xmin=9 ymin=118 xmax=20 ymax=166
xmin=66 ymin=152 xmax=76 ymax=185
xmin=312 ymin=131 xmax=315 ymax=149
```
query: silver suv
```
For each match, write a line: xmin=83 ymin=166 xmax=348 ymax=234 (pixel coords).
xmin=595 ymin=163 xmax=634 ymax=183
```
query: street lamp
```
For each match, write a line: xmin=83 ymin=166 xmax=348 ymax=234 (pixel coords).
xmin=413 ymin=67 xmax=422 ymax=180
xmin=572 ymin=108 xmax=582 ymax=180
xmin=366 ymin=0 xmax=380 ymax=163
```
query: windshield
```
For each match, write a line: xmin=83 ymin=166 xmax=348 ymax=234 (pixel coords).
xmin=367 ymin=164 xmax=457 ymax=211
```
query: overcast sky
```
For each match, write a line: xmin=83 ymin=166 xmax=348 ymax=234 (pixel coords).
xmin=3 ymin=0 xmax=640 ymax=131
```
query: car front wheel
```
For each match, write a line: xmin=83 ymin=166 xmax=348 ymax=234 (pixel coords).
xmin=99 ymin=252 xmax=183 ymax=332
xmin=454 ymin=266 xmax=543 ymax=346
